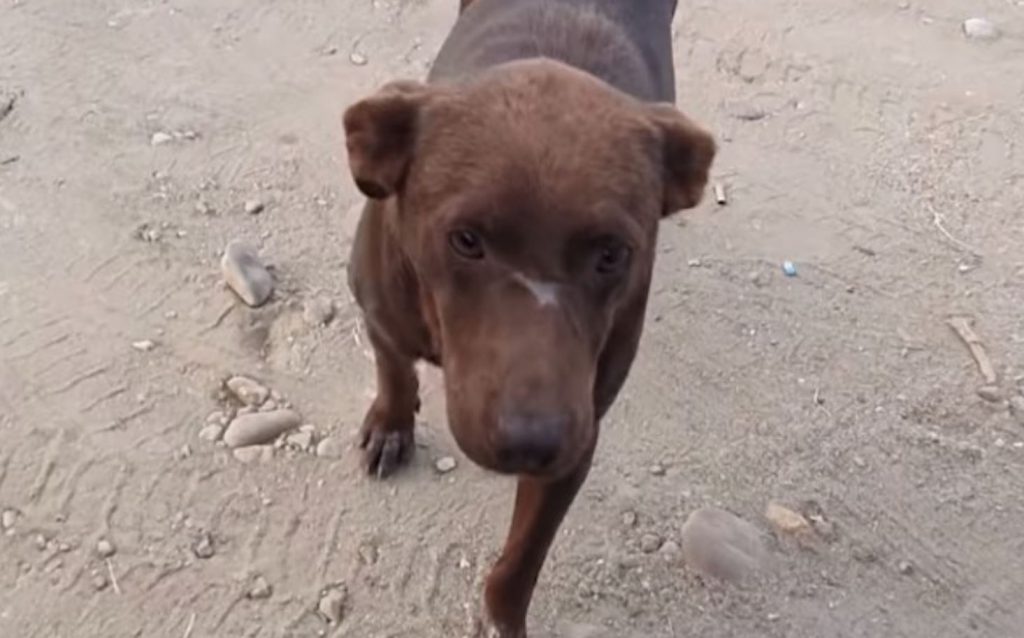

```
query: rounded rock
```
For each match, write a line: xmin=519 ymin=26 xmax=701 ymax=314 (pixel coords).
xmin=1 ymin=509 xmax=17 ymax=530
xmin=224 ymin=410 xmax=301 ymax=448
xmin=640 ymin=533 xmax=663 ymax=554
xmin=226 ymin=375 xmax=270 ymax=407
xmin=680 ymin=507 xmax=766 ymax=583
xmin=435 ymin=456 xmax=457 ymax=473
xmin=316 ymin=436 xmax=345 ymax=459
xmin=96 ymin=538 xmax=116 ymax=558
xmin=244 ymin=199 xmax=265 ymax=215
xmin=221 ymin=240 xmax=273 ymax=307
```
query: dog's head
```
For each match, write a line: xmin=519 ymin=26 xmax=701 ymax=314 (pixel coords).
xmin=344 ymin=60 xmax=714 ymax=479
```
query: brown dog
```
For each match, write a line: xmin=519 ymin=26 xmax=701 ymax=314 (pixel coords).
xmin=342 ymin=0 xmax=714 ymax=634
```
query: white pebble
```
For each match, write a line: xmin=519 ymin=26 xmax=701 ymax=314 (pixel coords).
xmin=963 ymin=17 xmax=999 ymax=40
xmin=1 ymin=509 xmax=17 ymax=530
xmin=435 ymin=456 xmax=457 ymax=473
xmin=316 ymin=436 xmax=345 ymax=459
xmin=96 ymin=538 xmax=116 ymax=558
xmin=221 ymin=240 xmax=273 ymax=307
xmin=349 ymin=51 xmax=368 ymax=66
xmin=131 ymin=339 xmax=156 ymax=352
xmin=226 ymin=375 xmax=270 ymax=406
xmin=199 ymin=424 xmax=224 ymax=443
xmin=244 ymin=199 xmax=265 ymax=215
xmin=150 ymin=131 xmax=173 ymax=146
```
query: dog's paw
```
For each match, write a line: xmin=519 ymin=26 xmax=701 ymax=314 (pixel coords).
xmin=360 ymin=424 xmax=414 ymax=479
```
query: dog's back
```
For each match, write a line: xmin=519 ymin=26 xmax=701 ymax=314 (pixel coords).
xmin=431 ymin=0 xmax=678 ymax=102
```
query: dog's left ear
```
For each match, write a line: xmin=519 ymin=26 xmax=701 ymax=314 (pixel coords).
xmin=646 ymin=104 xmax=717 ymax=216
xmin=343 ymin=80 xmax=436 ymax=199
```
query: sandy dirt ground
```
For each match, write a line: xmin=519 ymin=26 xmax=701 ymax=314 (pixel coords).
xmin=2 ymin=0 xmax=1024 ymax=636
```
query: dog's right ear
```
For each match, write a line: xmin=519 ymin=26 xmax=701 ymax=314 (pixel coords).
xmin=343 ymin=81 xmax=434 ymax=199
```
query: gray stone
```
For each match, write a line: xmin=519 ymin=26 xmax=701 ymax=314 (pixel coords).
xmin=286 ymin=430 xmax=315 ymax=451
xmin=247 ymin=575 xmax=273 ymax=599
xmin=224 ymin=410 xmax=300 ymax=447
xmin=233 ymin=445 xmax=275 ymax=464
xmin=316 ymin=436 xmax=345 ymax=459
xmin=318 ymin=584 xmax=348 ymax=624
xmin=640 ymin=533 xmax=663 ymax=554
xmin=193 ymin=532 xmax=215 ymax=559
xmin=226 ymin=375 xmax=269 ymax=406
xmin=680 ymin=507 xmax=766 ymax=582
xmin=963 ymin=17 xmax=999 ymax=40
xmin=221 ymin=240 xmax=273 ymax=307
xmin=199 ymin=424 xmax=224 ymax=443
xmin=976 ymin=385 xmax=1003 ymax=403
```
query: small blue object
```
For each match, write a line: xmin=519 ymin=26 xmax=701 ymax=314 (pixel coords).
xmin=782 ymin=260 xmax=797 ymax=277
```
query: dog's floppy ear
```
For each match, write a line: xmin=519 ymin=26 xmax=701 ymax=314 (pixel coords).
xmin=646 ymin=104 xmax=717 ymax=215
xmin=343 ymin=80 xmax=434 ymax=199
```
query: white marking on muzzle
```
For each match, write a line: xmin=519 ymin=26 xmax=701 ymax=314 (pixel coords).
xmin=513 ymin=273 xmax=559 ymax=308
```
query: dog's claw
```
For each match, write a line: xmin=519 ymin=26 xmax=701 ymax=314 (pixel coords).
xmin=361 ymin=428 xmax=414 ymax=478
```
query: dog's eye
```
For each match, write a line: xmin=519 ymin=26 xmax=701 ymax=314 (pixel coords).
xmin=595 ymin=241 xmax=631 ymax=275
xmin=449 ymin=229 xmax=485 ymax=260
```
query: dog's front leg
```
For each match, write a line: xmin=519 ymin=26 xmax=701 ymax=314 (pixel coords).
xmin=483 ymin=447 xmax=596 ymax=637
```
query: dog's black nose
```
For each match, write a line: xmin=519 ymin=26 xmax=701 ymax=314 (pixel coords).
xmin=496 ymin=411 xmax=568 ymax=474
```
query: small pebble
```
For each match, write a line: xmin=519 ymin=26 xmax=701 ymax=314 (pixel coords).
xmin=92 ymin=573 xmax=110 ymax=591
xmin=207 ymin=410 xmax=228 ymax=425
xmin=151 ymin=131 xmax=173 ymax=146
xmin=782 ymin=260 xmax=798 ymax=277
xmin=435 ymin=456 xmax=457 ymax=473
xmin=897 ymin=559 xmax=914 ymax=575
xmin=621 ymin=511 xmax=638 ymax=527
xmin=660 ymin=540 xmax=681 ymax=556
xmin=224 ymin=410 xmax=301 ymax=447
xmin=640 ymin=533 xmax=663 ymax=554
xmin=226 ymin=375 xmax=270 ymax=406
xmin=1 ymin=509 xmax=17 ymax=530
xmin=1009 ymin=396 xmax=1024 ymax=424
xmin=319 ymin=585 xmax=348 ymax=624
xmin=193 ymin=532 xmax=215 ymax=559
xmin=34 ymin=534 xmax=48 ymax=551
xmin=244 ymin=199 xmax=265 ymax=215
xmin=199 ymin=424 xmax=224 ymax=443
xmin=221 ymin=240 xmax=274 ymax=307
xmin=680 ymin=507 xmax=766 ymax=582
xmin=233 ymin=445 xmax=275 ymax=464
xmin=765 ymin=502 xmax=812 ymax=535
xmin=247 ymin=575 xmax=273 ymax=599
xmin=195 ymin=200 xmax=215 ymax=215
xmin=649 ymin=463 xmax=666 ymax=476
xmin=96 ymin=538 xmax=116 ymax=558
xmin=316 ymin=436 xmax=345 ymax=459
xmin=349 ymin=51 xmax=368 ymax=66
xmin=302 ymin=296 xmax=336 ymax=327
xmin=286 ymin=430 xmax=315 ymax=451
xmin=976 ymin=385 xmax=1003 ymax=403
xmin=962 ymin=17 xmax=999 ymax=40
xmin=131 ymin=339 xmax=156 ymax=352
